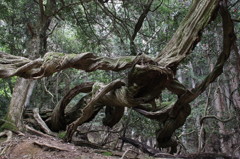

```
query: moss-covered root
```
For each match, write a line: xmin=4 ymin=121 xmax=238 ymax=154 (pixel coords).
xmin=0 ymin=118 xmax=18 ymax=132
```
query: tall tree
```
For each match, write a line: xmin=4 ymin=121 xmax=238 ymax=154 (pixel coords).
xmin=0 ymin=0 xmax=237 ymax=154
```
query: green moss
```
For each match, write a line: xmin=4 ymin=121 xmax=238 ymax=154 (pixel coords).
xmin=44 ymin=52 xmax=66 ymax=61
xmin=119 ymin=56 xmax=134 ymax=63
xmin=68 ymin=53 xmax=77 ymax=58
xmin=161 ymin=101 xmax=173 ymax=107
xmin=57 ymin=131 xmax=66 ymax=139
xmin=0 ymin=137 xmax=7 ymax=142
xmin=0 ymin=118 xmax=18 ymax=132
xmin=101 ymin=151 xmax=113 ymax=156
xmin=92 ymin=82 xmax=104 ymax=95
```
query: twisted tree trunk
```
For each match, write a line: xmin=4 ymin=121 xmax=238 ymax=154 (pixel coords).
xmin=0 ymin=0 xmax=236 ymax=153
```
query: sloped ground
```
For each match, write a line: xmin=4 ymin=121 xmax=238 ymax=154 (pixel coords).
xmin=1 ymin=133 xmax=236 ymax=159
xmin=0 ymin=134 xmax=151 ymax=159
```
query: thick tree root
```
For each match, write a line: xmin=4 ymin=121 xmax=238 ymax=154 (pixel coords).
xmin=120 ymin=137 xmax=160 ymax=156
xmin=50 ymin=82 xmax=94 ymax=131
xmin=25 ymin=125 xmax=54 ymax=139
xmin=33 ymin=141 xmax=69 ymax=151
xmin=65 ymin=79 xmax=125 ymax=142
xmin=0 ymin=130 xmax=13 ymax=142
xmin=33 ymin=108 xmax=55 ymax=136
xmin=156 ymin=104 xmax=191 ymax=154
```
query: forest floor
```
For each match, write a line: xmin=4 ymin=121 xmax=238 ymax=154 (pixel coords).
xmin=0 ymin=133 xmax=236 ymax=159
xmin=0 ymin=133 xmax=154 ymax=159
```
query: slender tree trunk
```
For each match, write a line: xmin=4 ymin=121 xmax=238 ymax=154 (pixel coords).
xmin=5 ymin=35 xmax=42 ymax=130
xmin=5 ymin=9 xmax=52 ymax=130
xmin=6 ymin=78 xmax=35 ymax=130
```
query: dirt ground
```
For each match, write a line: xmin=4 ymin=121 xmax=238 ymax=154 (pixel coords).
xmin=0 ymin=133 xmax=152 ymax=159
xmin=1 ymin=133 xmax=235 ymax=159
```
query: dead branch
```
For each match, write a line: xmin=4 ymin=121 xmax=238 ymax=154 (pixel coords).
xmin=120 ymin=148 xmax=138 ymax=159
xmin=120 ymin=137 xmax=175 ymax=158
xmin=130 ymin=0 xmax=154 ymax=55
xmin=33 ymin=141 xmax=69 ymax=151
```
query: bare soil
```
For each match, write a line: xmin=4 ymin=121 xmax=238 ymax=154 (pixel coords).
xmin=0 ymin=133 xmax=150 ymax=159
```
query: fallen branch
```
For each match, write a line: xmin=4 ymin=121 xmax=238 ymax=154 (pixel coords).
xmin=33 ymin=141 xmax=69 ymax=151
xmin=120 ymin=137 xmax=173 ymax=157
xmin=120 ymin=148 xmax=135 ymax=159
xmin=120 ymin=136 xmax=177 ymax=158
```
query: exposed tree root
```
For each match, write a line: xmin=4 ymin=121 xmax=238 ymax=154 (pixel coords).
xmin=0 ymin=130 xmax=13 ymax=142
xmin=33 ymin=141 xmax=69 ymax=151
xmin=72 ymin=140 xmax=103 ymax=149
xmin=25 ymin=125 xmax=54 ymax=139
xmin=120 ymin=148 xmax=138 ymax=159
xmin=65 ymin=79 xmax=125 ymax=142
xmin=120 ymin=137 xmax=174 ymax=158
xmin=33 ymin=108 xmax=55 ymax=136
xmin=0 ymin=0 xmax=237 ymax=153
xmin=179 ymin=153 xmax=237 ymax=159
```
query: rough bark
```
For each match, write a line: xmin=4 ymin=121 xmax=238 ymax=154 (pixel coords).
xmin=50 ymin=82 xmax=94 ymax=131
xmin=120 ymin=137 xmax=168 ymax=157
xmin=0 ymin=52 xmax=152 ymax=79
xmin=155 ymin=0 xmax=219 ymax=67
xmin=32 ymin=108 xmax=54 ymax=136
xmin=0 ymin=0 xmax=236 ymax=153
xmin=65 ymin=79 xmax=125 ymax=141
xmin=214 ymin=86 xmax=230 ymax=153
xmin=2 ymin=78 xmax=35 ymax=131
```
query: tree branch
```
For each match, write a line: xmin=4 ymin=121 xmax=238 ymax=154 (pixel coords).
xmin=0 ymin=52 xmax=153 ymax=79
xmin=169 ymin=1 xmax=236 ymax=117
xmin=130 ymin=0 xmax=154 ymax=55
xmin=50 ymin=82 xmax=94 ymax=131
xmin=155 ymin=0 xmax=219 ymax=67
xmin=200 ymin=115 xmax=233 ymax=125
xmin=65 ymin=79 xmax=125 ymax=141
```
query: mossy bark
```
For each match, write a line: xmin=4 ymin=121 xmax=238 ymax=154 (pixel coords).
xmin=0 ymin=0 xmax=236 ymax=153
xmin=2 ymin=78 xmax=35 ymax=131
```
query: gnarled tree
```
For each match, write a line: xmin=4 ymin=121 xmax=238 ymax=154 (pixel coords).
xmin=0 ymin=0 xmax=236 ymax=154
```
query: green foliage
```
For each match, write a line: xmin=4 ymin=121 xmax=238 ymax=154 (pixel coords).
xmin=0 ymin=78 xmax=16 ymax=118
xmin=101 ymin=151 xmax=113 ymax=156
xmin=0 ymin=118 xmax=17 ymax=132
xmin=57 ymin=131 xmax=66 ymax=139
xmin=126 ymin=110 xmax=159 ymax=138
xmin=0 ymin=0 xmax=239 ymax=154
